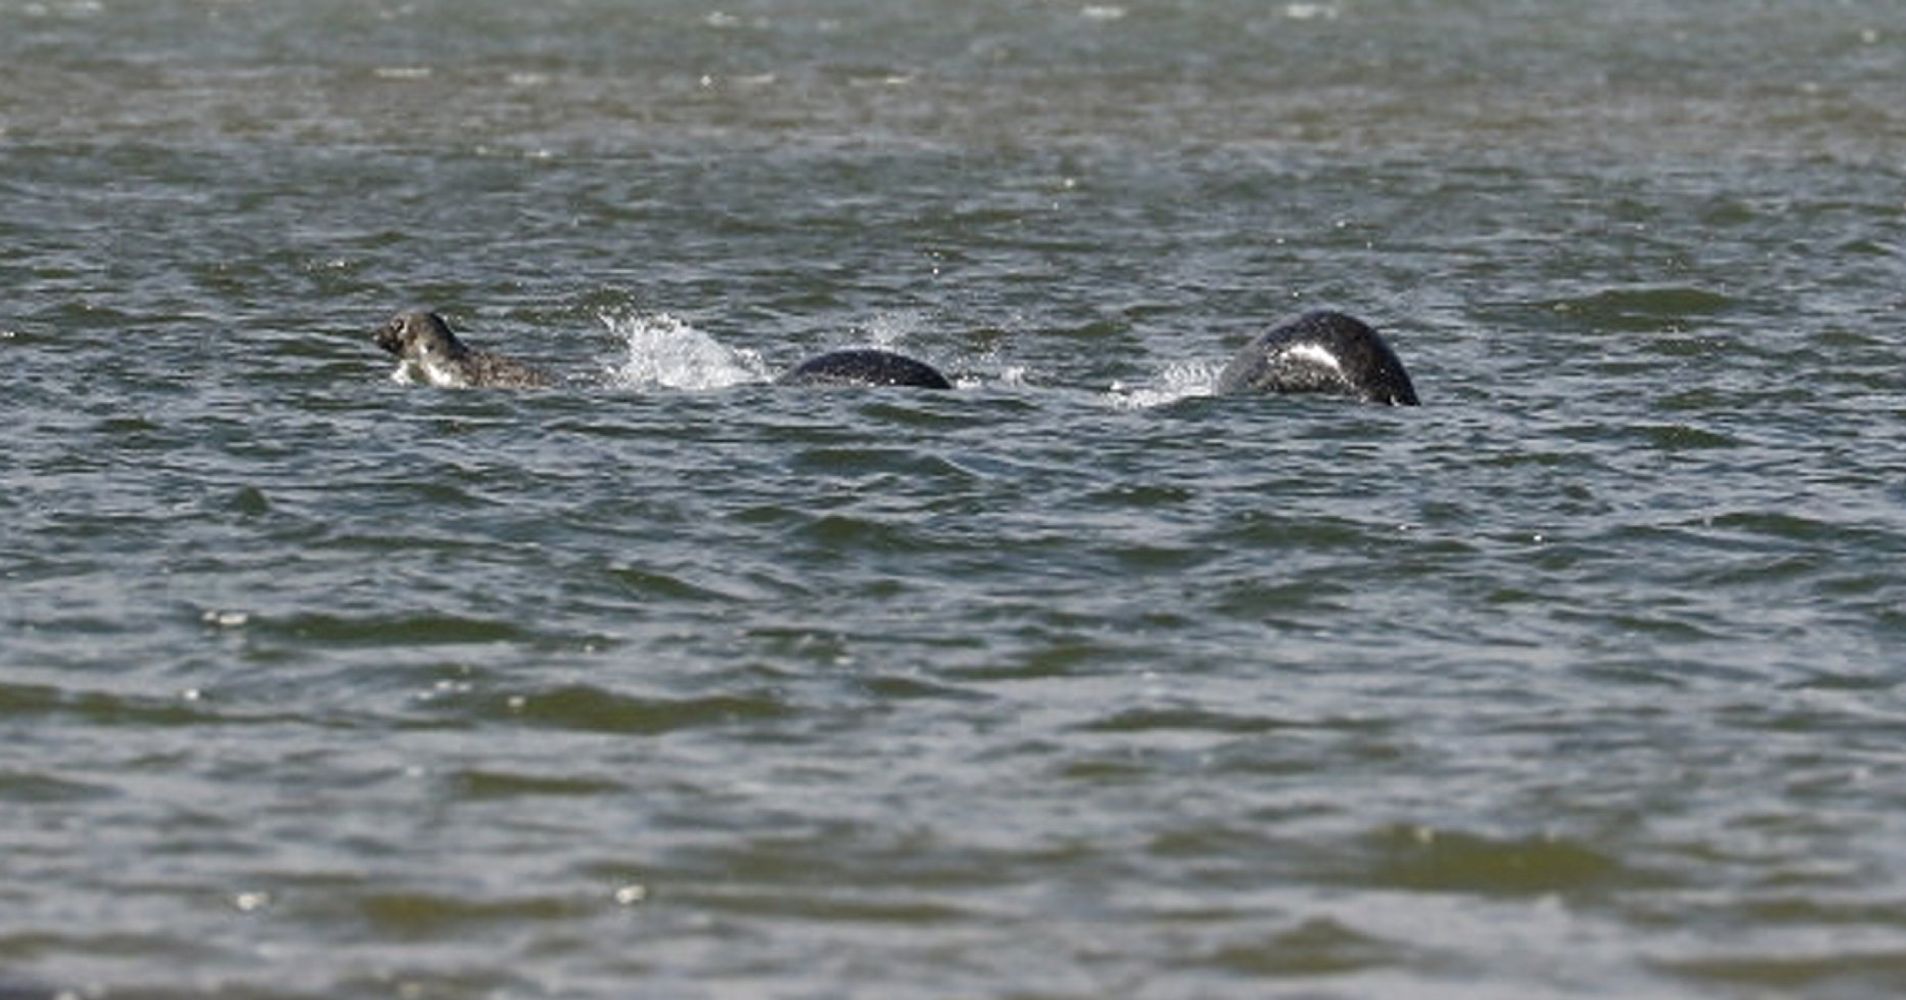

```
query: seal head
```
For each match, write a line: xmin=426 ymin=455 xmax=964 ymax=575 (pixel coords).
xmin=777 ymin=348 xmax=952 ymax=389
xmin=373 ymin=311 xmax=553 ymax=389
xmin=1215 ymin=310 xmax=1418 ymax=405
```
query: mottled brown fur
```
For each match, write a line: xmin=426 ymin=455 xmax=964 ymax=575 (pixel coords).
xmin=373 ymin=311 xmax=553 ymax=389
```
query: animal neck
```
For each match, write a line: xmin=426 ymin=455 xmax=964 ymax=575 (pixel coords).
xmin=394 ymin=355 xmax=472 ymax=388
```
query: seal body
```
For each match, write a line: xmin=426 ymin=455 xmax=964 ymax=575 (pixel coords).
xmin=777 ymin=348 xmax=952 ymax=389
xmin=1215 ymin=310 xmax=1418 ymax=405
xmin=373 ymin=311 xmax=553 ymax=389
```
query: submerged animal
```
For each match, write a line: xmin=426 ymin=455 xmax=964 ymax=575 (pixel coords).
xmin=1215 ymin=310 xmax=1418 ymax=405
xmin=373 ymin=311 xmax=554 ymax=389
xmin=776 ymin=348 xmax=953 ymax=389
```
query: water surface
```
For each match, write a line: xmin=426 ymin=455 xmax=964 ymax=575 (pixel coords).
xmin=5 ymin=1 xmax=1906 ymax=997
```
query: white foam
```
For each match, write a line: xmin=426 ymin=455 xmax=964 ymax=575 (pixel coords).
xmin=1105 ymin=360 xmax=1222 ymax=410
xmin=1283 ymin=3 xmax=1340 ymax=21
xmin=993 ymin=365 xmax=1032 ymax=388
xmin=857 ymin=310 xmax=928 ymax=350
xmin=599 ymin=311 xmax=771 ymax=391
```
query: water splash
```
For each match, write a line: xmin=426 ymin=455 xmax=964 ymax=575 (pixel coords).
xmin=991 ymin=365 xmax=1032 ymax=389
xmin=1105 ymin=360 xmax=1222 ymax=410
xmin=599 ymin=312 xmax=772 ymax=391
xmin=856 ymin=310 xmax=929 ymax=350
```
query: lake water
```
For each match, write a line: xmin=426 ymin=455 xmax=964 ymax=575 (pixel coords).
xmin=5 ymin=1 xmax=1906 ymax=997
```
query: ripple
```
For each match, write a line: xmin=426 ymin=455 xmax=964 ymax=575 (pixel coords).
xmin=355 ymin=891 xmax=591 ymax=935
xmin=1661 ymin=950 xmax=1906 ymax=994
xmin=665 ymin=886 xmax=974 ymax=923
xmin=1547 ymin=286 xmax=1740 ymax=330
xmin=858 ymin=674 xmax=992 ymax=702
xmin=483 ymin=684 xmax=794 ymax=735
xmin=1707 ymin=510 xmax=1844 ymax=543
xmin=0 ymin=681 xmax=237 ymax=728
xmin=0 ymin=978 xmax=60 ymax=1000
xmin=1075 ymin=707 xmax=1300 ymax=735
xmin=254 ymin=612 xmax=540 ymax=646
xmin=0 ymin=930 xmax=186 ymax=963
xmin=789 ymin=513 xmax=940 ymax=553
xmin=1636 ymin=423 xmax=1740 ymax=450
xmin=602 ymin=563 xmax=746 ymax=604
xmin=1184 ymin=916 xmax=1412 ymax=977
xmin=941 ymin=637 xmax=1120 ymax=681
xmin=784 ymin=446 xmax=980 ymax=483
xmin=1353 ymin=825 xmax=1646 ymax=896
xmin=0 ymin=770 xmax=114 ymax=804
xmin=445 ymin=769 xmax=626 ymax=799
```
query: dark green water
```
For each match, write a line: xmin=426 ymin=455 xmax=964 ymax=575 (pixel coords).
xmin=5 ymin=2 xmax=1906 ymax=997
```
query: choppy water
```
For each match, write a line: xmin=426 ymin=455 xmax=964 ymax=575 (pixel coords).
xmin=6 ymin=1 xmax=1906 ymax=997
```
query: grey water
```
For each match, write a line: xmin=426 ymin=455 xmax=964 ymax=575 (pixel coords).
xmin=5 ymin=1 xmax=1906 ymax=997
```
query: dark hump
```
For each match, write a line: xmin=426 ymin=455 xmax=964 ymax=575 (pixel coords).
xmin=1215 ymin=310 xmax=1418 ymax=405
xmin=777 ymin=349 xmax=953 ymax=389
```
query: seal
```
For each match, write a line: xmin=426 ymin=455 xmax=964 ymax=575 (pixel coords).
xmin=1215 ymin=310 xmax=1418 ymax=405
xmin=372 ymin=311 xmax=554 ymax=389
xmin=776 ymin=348 xmax=953 ymax=389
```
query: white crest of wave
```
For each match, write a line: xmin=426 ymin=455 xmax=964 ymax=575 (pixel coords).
xmin=599 ymin=311 xmax=771 ymax=391
xmin=1106 ymin=360 xmax=1222 ymax=410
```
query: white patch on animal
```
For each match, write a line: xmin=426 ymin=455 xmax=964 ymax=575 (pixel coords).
xmin=1286 ymin=341 xmax=1345 ymax=375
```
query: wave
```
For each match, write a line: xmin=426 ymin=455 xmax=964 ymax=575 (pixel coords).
xmin=1105 ymin=359 xmax=1222 ymax=410
xmin=597 ymin=311 xmax=773 ymax=391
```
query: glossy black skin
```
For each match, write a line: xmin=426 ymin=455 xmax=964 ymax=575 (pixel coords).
xmin=777 ymin=348 xmax=953 ymax=389
xmin=1215 ymin=310 xmax=1418 ymax=406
